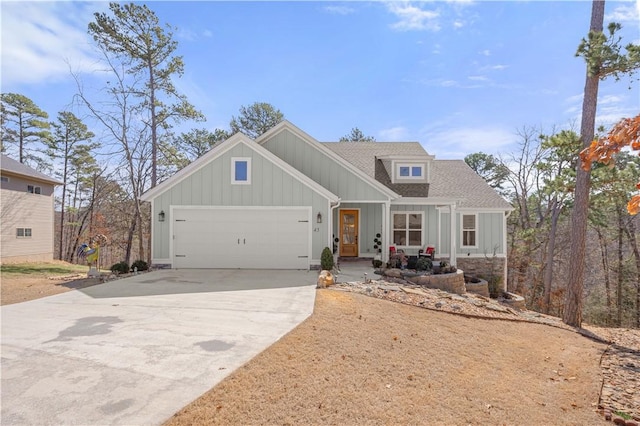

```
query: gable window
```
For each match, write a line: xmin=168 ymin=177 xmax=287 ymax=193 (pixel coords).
xmin=16 ymin=228 xmax=32 ymax=238
xmin=462 ymin=214 xmax=477 ymax=247
xmin=231 ymin=157 xmax=251 ymax=185
xmin=27 ymin=185 xmax=41 ymax=194
xmin=393 ymin=212 xmax=422 ymax=246
xmin=396 ymin=164 xmax=423 ymax=180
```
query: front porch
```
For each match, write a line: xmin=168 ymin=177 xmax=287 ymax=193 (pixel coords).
xmin=332 ymin=201 xmax=458 ymax=265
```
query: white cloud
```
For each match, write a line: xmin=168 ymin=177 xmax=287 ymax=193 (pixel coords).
xmin=605 ymin=3 xmax=640 ymax=22
xmin=386 ymin=2 xmax=441 ymax=32
xmin=468 ymin=75 xmax=488 ymax=81
xmin=453 ymin=20 xmax=465 ymax=29
xmin=424 ymin=126 xmax=516 ymax=158
xmin=599 ymin=94 xmax=624 ymax=105
xmin=479 ymin=49 xmax=491 ymax=56
xmin=1 ymin=2 xmax=104 ymax=86
xmin=324 ymin=5 xmax=356 ymax=15
xmin=379 ymin=126 xmax=410 ymax=140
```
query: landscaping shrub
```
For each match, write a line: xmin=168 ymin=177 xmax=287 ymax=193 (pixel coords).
xmin=487 ymin=276 xmax=503 ymax=298
xmin=321 ymin=247 xmax=334 ymax=271
xmin=415 ymin=257 xmax=433 ymax=272
xmin=372 ymin=259 xmax=383 ymax=268
xmin=131 ymin=260 xmax=149 ymax=272
xmin=110 ymin=261 xmax=130 ymax=275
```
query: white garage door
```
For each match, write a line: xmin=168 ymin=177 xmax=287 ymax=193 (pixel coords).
xmin=172 ymin=208 xmax=310 ymax=269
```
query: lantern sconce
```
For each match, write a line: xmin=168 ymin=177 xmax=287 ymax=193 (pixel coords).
xmin=316 ymin=212 xmax=322 ymax=223
xmin=158 ymin=210 xmax=165 ymax=222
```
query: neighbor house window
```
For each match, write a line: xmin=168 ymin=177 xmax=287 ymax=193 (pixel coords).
xmin=396 ymin=164 xmax=423 ymax=180
xmin=1 ymin=176 xmax=8 ymax=182
xmin=393 ymin=212 xmax=422 ymax=246
xmin=462 ymin=214 xmax=477 ymax=247
xmin=27 ymin=185 xmax=41 ymax=194
xmin=16 ymin=228 xmax=32 ymax=238
xmin=231 ymin=157 xmax=251 ymax=184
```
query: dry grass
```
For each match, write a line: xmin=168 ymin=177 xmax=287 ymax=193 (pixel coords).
xmin=0 ymin=261 xmax=101 ymax=305
xmin=166 ymin=290 xmax=607 ymax=425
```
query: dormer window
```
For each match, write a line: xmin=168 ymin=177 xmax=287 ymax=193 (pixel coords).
xmin=396 ymin=163 xmax=424 ymax=180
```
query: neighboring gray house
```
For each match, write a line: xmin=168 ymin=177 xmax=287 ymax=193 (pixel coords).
xmin=141 ymin=121 xmax=513 ymax=285
xmin=0 ymin=154 xmax=62 ymax=263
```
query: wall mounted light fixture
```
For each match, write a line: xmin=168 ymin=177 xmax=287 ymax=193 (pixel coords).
xmin=159 ymin=210 xmax=165 ymax=222
xmin=317 ymin=212 xmax=322 ymax=223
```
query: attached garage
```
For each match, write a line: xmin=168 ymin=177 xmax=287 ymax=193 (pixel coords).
xmin=140 ymin=132 xmax=339 ymax=270
xmin=172 ymin=207 xmax=311 ymax=269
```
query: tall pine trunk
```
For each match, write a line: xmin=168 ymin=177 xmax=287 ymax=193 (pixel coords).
xmin=564 ymin=0 xmax=605 ymax=327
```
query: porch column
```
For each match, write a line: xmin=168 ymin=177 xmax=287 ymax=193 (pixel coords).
xmin=383 ymin=201 xmax=390 ymax=262
xmin=449 ymin=203 xmax=457 ymax=265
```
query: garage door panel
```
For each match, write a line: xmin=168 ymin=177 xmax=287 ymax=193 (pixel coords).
xmin=173 ymin=208 xmax=309 ymax=269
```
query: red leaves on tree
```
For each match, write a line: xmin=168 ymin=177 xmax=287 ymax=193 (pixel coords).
xmin=580 ymin=114 xmax=640 ymax=214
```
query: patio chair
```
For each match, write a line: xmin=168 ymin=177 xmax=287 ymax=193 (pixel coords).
xmin=418 ymin=246 xmax=435 ymax=259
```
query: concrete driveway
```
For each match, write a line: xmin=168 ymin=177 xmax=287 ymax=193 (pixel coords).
xmin=1 ymin=269 xmax=317 ymax=425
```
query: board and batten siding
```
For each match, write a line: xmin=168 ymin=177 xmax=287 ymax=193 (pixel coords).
xmin=0 ymin=188 xmax=55 ymax=262
xmin=438 ymin=211 xmax=505 ymax=256
xmin=262 ymin=129 xmax=389 ymax=202
xmin=152 ymin=142 xmax=329 ymax=262
xmin=389 ymin=204 xmax=438 ymax=255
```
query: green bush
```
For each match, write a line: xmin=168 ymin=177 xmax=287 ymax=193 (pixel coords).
xmin=131 ymin=260 xmax=149 ymax=272
xmin=416 ymin=257 xmax=433 ymax=272
xmin=110 ymin=261 xmax=130 ymax=275
xmin=372 ymin=259 xmax=383 ymax=268
xmin=321 ymin=247 xmax=334 ymax=271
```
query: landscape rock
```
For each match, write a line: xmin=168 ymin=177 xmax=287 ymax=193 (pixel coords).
xmin=317 ymin=270 xmax=334 ymax=288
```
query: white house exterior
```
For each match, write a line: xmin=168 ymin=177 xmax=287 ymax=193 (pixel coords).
xmin=141 ymin=121 xmax=513 ymax=284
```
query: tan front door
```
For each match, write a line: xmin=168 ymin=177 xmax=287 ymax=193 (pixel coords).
xmin=339 ymin=209 xmax=359 ymax=257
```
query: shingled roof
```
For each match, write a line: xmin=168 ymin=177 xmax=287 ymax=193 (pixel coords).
xmin=0 ymin=154 xmax=62 ymax=184
xmin=429 ymin=160 xmax=512 ymax=209
xmin=322 ymin=142 xmax=512 ymax=210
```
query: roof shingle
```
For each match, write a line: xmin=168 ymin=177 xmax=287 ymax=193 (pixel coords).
xmin=322 ymin=142 xmax=511 ymax=209
xmin=0 ymin=154 xmax=62 ymax=184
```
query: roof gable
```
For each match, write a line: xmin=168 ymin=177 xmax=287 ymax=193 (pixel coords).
xmin=140 ymin=133 xmax=338 ymax=202
xmin=0 ymin=154 xmax=62 ymax=185
xmin=257 ymin=121 xmax=399 ymax=199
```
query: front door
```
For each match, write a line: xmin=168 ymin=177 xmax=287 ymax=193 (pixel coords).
xmin=339 ymin=209 xmax=359 ymax=257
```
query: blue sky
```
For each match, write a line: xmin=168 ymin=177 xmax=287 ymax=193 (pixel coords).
xmin=2 ymin=1 xmax=639 ymax=160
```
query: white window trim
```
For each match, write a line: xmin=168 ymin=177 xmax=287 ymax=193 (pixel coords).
xmin=395 ymin=163 xmax=425 ymax=181
xmin=16 ymin=227 xmax=32 ymax=238
xmin=461 ymin=213 xmax=478 ymax=249
xmin=27 ymin=185 xmax=42 ymax=194
xmin=231 ymin=157 xmax=251 ymax=185
xmin=392 ymin=211 xmax=423 ymax=248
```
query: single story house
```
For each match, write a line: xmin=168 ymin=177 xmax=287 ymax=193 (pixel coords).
xmin=0 ymin=154 xmax=62 ymax=263
xmin=141 ymin=121 xmax=513 ymax=285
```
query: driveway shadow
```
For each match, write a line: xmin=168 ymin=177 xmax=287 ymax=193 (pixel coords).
xmin=77 ymin=269 xmax=316 ymax=299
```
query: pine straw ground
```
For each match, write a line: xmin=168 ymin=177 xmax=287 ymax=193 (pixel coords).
xmin=165 ymin=290 xmax=607 ymax=426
